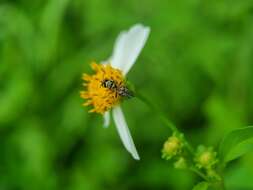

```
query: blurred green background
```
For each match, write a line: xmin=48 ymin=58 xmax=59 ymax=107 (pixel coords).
xmin=1 ymin=0 xmax=253 ymax=189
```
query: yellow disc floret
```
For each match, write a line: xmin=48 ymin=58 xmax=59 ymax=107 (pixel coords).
xmin=80 ymin=62 xmax=124 ymax=114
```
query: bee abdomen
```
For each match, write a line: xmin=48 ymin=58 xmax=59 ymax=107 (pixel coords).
xmin=117 ymin=86 xmax=134 ymax=98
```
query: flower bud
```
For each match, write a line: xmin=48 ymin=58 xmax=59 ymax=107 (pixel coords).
xmin=174 ymin=157 xmax=187 ymax=169
xmin=194 ymin=145 xmax=218 ymax=170
xmin=162 ymin=133 xmax=183 ymax=160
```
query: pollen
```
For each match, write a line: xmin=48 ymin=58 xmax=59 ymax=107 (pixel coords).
xmin=80 ymin=62 xmax=125 ymax=114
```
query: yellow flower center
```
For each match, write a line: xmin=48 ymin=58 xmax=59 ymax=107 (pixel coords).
xmin=80 ymin=62 xmax=125 ymax=114
xmin=199 ymin=152 xmax=212 ymax=167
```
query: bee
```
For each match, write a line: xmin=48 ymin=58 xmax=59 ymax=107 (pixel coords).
xmin=101 ymin=79 xmax=134 ymax=98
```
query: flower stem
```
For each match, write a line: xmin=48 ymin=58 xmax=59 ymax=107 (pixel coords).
xmin=189 ymin=166 xmax=209 ymax=181
xmin=135 ymin=92 xmax=194 ymax=154
xmin=135 ymin=91 xmax=225 ymax=188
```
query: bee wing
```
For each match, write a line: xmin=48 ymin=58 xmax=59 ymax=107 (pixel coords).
xmin=112 ymin=106 xmax=140 ymax=160
xmin=111 ymin=24 xmax=150 ymax=75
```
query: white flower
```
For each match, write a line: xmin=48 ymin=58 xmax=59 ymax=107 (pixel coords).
xmin=103 ymin=24 xmax=150 ymax=160
xmin=81 ymin=24 xmax=150 ymax=160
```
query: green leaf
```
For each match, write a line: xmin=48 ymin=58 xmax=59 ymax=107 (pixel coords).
xmin=219 ymin=126 xmax=253 ymax=164
xmin=192 ymin=181 xmax=209 ymax=190
xmin=225 ymin=138 xmax=253 ymax=163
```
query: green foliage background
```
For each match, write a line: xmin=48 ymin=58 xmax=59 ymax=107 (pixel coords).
xmin=1 ymin=0 xmax=253 ymax=189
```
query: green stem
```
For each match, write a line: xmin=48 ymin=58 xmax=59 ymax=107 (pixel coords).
xmin=135 ymin=91 xmax=226 ymax=188
xmin=135 ymin=91 xmax=194 ymax=154
xmin=189 ymin=166 xmax=209 ymax=181
xmin=216 ymin=169 xmax=226 ymax=190
xmin=135 ymin=91 xmax=210 ymax=181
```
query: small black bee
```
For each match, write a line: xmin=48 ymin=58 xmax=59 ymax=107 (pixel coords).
xmin=101 ymin=79 xmax=134 ymax=98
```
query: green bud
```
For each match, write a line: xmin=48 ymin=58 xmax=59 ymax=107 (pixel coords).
xmin=194 ymin=145 xmax=218 ymax=170
xmin=162 ymin=133 xmax=183 ymax=160
xmin=174 ymin=157 xmax=187 ymax=169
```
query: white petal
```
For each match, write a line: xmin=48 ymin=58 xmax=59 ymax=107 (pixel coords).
xmin=103 ymin=111 xmax=110 ymax=128
xmin=112 ymin=106 xmax=140 ymax=160
xmin=111 ymin=24 xmax=150 ymax=75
